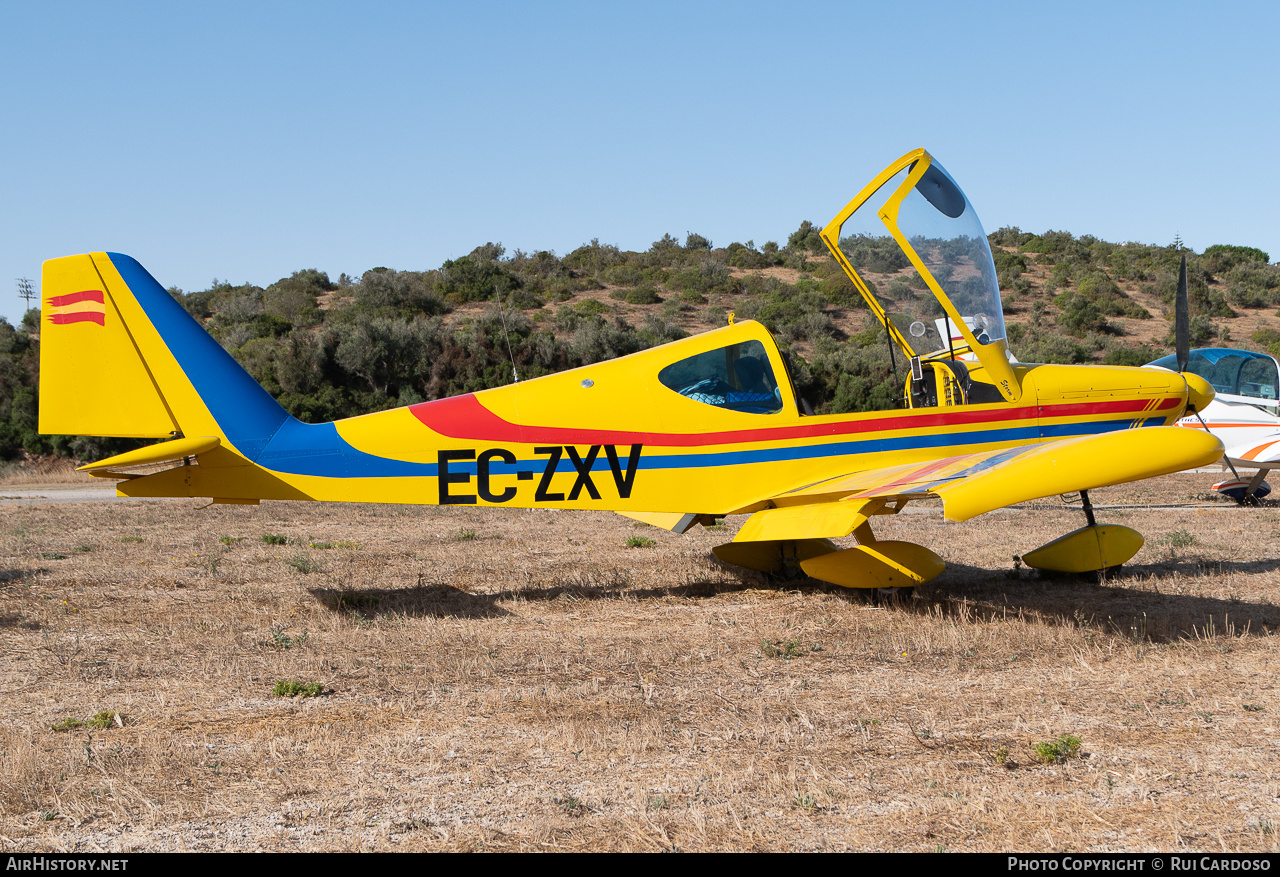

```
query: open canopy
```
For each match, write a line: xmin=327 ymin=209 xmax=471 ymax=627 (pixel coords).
xmin=820 ymin=149 xmax=1020 ymax=402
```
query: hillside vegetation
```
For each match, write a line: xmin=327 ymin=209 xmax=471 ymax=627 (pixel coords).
xmin=3 ymin=225 xmax=1279 ymax=462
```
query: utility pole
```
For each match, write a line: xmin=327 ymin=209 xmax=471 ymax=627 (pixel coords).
xmin=16 ymin=277 xmax=36 ymax=310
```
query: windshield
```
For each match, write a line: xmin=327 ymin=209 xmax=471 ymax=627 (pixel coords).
xmin=831 ymin=157 xmax=1006 ymax=350
xmin=896 ymin=161 xmax=1006 ymax=347
xmin=822 ymin=149 xmax=1021 ymax=402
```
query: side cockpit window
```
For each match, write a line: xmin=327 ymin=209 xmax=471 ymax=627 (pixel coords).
xmin=658 ymin=340 xmax=783 ymax=414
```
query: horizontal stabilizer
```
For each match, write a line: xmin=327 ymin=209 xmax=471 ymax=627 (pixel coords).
xmin=77 ymin=436 xmax=221 ymax=474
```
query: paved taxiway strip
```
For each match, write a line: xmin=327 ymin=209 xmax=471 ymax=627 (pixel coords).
xmin=0 ymin=485 xmax=167 ymax=504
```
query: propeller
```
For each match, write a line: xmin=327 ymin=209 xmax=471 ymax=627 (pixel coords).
xmin=1171 ymin=252 xmax=1212 ymax=415
xmin=1175 ymin=254 xmax=1189 ymax=374
xmin=1171 ymin=252 xmax=1236 ymax=478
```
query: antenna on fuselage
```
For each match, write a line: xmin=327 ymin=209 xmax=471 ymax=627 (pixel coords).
xmin=494 ymin=284 xmax=519 ymax=384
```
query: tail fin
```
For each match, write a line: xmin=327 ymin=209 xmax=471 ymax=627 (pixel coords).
xmin=40 ymin=253 xmax=293 ymax=460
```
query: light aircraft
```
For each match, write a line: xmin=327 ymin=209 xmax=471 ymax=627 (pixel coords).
xmin=1146 ymin=347 xmax=1280 ymax=501
xmin=39 ymin=148 xmax=1224 ymax=590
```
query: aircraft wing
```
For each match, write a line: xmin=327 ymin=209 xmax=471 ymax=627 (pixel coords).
xmin=731 ymin=427 xmax=1223 ymax=543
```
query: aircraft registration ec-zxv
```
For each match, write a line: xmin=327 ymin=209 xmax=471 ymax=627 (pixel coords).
xmin=38 ymin=148 xmax=1223 ymax=591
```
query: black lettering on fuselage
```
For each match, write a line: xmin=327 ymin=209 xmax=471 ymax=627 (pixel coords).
xmin=605 ymin=444 xmax=643 ymax=498
xmin=477 ymin=448 xmax=517 ymax=503
xmin=534 ymin=446 xmax=565 ymax=501
xmin=441 ymin=444 xmax=644 ymax=505
xmin=565 ymin=445 xmax=602 ymax=500
xmin=438 ymin=449 xmax=477 ymax=505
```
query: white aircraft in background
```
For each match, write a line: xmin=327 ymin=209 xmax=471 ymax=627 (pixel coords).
xmin=1146 ymin=347 xmax=1280 ymax=501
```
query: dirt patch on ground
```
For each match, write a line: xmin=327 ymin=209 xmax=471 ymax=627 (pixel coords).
xmin=2 ymin=472 xmax=1278 ymax=851
xmin=727 ymin=265 xmax=810 ymax=285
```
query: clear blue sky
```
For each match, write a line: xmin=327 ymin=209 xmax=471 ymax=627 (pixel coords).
xmin=3 ymin=1 xmax=1276 ymax=326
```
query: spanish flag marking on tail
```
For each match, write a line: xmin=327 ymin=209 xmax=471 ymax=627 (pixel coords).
xmin=39 ymin=254 xmax=178 ymax=438
xmin=47 ymin=289 xmax=106 ymax=326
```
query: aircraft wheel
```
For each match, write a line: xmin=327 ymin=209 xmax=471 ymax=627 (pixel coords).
xmin=873 ymin=587 xmax=915 ymax=605
xmin=1082 ymin=565 xmax=1123 ymax=585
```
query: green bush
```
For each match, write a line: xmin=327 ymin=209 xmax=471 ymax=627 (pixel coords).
xmin=1019 ymin=230 xmax=1075 ymax=255
xmin=988 ymin=226 xmax=1036 ymax=248
xmin=1031 ymin=734 xmax=1081 ymax=763
xmin=574 ymin=299 xmax=609 ymax=315
xmin=726 ymin=241 xmax=771 ymax=269
xmin=839 ymin=234 xmax=910 ymax=274
xmin=563 ymin=239 xmax=624 ymax=273
xmin=1253 ymin=328 xmax=1280 ymax=358
xmin=684 ymin=232 xmax=712 ymax=250
xmin=993 ymin=250 xmax=1028 ymax=288
xmin=438 ymin=256 xmax=522 ymax=305
xmin=272 ymin=681 xmax=324 ymax=698
xmin=1054 ymin=291 xmax=1112 ymax=337
xmin=1203 ymin=244 xmax=1269 ymax=273
xmin=650 ymin=233 xmax=680 ymax=254
xmin=1071 ymin=272 xmax=1150 ymax=319
xmin=1101 ymin=345 xmax=1162 ymax=367
xmin=348 ymin=268 xmax=449 ymax=318
xmin=787 ymin=220 xmax=825 ymax=254
xmin=612 ymin=287 xmax=661 ymax=304
xmin=601 ymin=264 xmax=643 ymax=287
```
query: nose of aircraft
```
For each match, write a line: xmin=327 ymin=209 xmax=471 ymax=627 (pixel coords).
xmin=1183 ymin=372 xmax=1215 ymax=415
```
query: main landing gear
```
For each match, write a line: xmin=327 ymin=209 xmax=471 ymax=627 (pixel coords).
xmin=1020 ymin=490 xmax=1143 ymax=577
xmin=712 ymin=520 xmax=943 ymax=599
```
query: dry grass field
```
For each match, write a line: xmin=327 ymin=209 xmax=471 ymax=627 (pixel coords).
xmin=2 ymin=473 xmax=1280 ymax=852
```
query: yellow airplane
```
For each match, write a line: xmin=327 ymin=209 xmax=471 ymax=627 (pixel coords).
xmin=38 ymin=148 xmax=1222 ymax=590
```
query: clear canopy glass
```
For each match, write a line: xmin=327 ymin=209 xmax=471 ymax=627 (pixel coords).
xmin=834 ymin=157 xmax=1006 ymax=350
xmin=896 ymin=161 xmax=1006 ymax=347
xmin=1149 ymin=348 xmax=1279 ymax=402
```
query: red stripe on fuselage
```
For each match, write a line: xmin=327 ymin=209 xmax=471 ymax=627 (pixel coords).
xmin=408 ymin=393 xmax=1175 ymax=448
xmin=49 ymin=311 xmax=105 ymax=326
xmin=48 ymin=289 xmax=104 ymax=307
